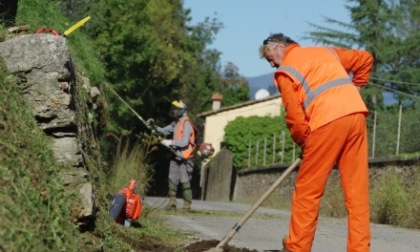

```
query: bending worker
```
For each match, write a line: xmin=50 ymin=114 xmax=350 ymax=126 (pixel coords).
xmin=260 ymin=33 xmax=374 ymax=252
xmin=155 ymin=100 xmax=195 ymax=211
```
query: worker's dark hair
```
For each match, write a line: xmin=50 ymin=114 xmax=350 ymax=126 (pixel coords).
xmin=263 ymin=33 xmax=297 ymax=46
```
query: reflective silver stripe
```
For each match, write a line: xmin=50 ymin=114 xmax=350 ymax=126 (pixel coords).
xmin=325 ymin=47 xmax=341 ymax=62
xmin=279 ymin=66 xmax=352 ymax=109
xmin=304 ymin=78 xmax=352 ymax=108
xmin=278 ymin=66 xmax=311 ymax=94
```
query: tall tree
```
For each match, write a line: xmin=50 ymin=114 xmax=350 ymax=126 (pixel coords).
xmin=217 ymin=62 xmax=249 ymax=106
xmin=305 ymin=0 xmax=420 ymax=108
xmin=87 ymin=0 xmax=249 ymax=134
xmin=378 ymin=0 xmax=420 ymax=102
xmin=305 ymin=0 xmax=420 ymax=156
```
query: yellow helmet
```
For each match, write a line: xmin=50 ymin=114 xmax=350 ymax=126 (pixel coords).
xmin=171 ymin=100 xmax=187 ymax=110
xmin=170 ymin=100 xmax=187 ymax=118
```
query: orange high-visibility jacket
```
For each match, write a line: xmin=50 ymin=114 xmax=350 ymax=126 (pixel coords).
xmin=274 ymin=45 xmax=374 ymax=146
xmin=174 ymin=117 xmax=196 ymax=159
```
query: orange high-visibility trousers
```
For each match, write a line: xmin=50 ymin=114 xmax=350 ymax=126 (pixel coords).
xmin=284 ymin=113 xmax=370 ymax=252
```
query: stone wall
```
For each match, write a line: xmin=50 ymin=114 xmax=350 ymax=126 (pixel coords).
xmin=234 ymin=155 xmax=420 ymax=202
xmin=234 ymin=165 xmax=297 ymax=202
xmin=0 ymin=33 xmax=98 ymax=227
xmin=202 ymin=148 xmax=420 ymax=203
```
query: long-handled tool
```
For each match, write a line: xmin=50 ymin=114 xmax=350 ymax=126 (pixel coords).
xmin=206 ymin=158 xmax=302 ymax=252
xmin=107 ymin=87 xmax=149 ymax=127
xmin=105 ymin=85 xmax=169 ymax=146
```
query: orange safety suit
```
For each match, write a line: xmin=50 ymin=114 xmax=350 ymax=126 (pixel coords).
xmin=274 ymin=44 xmax=374 ymax=252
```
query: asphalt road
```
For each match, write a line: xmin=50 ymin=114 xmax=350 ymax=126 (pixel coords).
xmin=144 ymin=197 xmax=420 ymax=252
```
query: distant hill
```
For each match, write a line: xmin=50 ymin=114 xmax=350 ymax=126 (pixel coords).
xmin=246 ymin=72 xmax=278 ymax=100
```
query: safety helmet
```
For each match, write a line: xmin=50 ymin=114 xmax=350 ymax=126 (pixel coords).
xmin=171 ymin=100 xmax=187 ymax=109
xmin=170 ymin=100 xmax=188 ymax=117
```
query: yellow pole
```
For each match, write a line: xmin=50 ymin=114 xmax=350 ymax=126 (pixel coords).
xmin=63 ymin=16 xmax=91 ymax=37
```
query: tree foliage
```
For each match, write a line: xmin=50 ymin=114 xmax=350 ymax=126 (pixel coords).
xmin=72 ymin=0 xmax=249 ymax=134
xmin=305 ymin=0 xmax=420 ymax=108
xmin=304 ymin=0 xmax=420 ymax=156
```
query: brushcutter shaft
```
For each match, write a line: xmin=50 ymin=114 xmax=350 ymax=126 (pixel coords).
xmin=106 ymin=86 xmax=150 ymax=127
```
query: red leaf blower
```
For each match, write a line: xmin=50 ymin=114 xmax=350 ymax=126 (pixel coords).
xmin=109 ymin=179 xmax=143 ymax=226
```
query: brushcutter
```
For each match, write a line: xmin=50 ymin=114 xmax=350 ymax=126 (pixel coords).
xmin=105 ymin=85 xmax=215 ymax=160
xmin=106 ymin=87 xmax=151 ymax=130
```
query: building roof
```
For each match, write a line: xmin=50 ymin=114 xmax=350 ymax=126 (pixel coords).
xmin=198 ymin=94 xmax=281 ymax=118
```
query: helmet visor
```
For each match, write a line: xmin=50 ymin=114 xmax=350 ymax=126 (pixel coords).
xmin=169 ymin=104 xmax=180 ymax=118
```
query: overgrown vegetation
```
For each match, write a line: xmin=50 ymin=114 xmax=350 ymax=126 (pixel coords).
xmin=239 ymin=165 xmax=420 ymax=229
xmin=369 ymin=166 xmax=420 ymax=228
xmin=0 ymin=60 xmax=79 ymax=251
xmin=0 ymin=1 xmax=200 ymax=251
xmin=108 ymin=138 xmax=152 ymax=195
xmin=0 ymin=58 xmax=190 ymax=250
xmin=317 ymin=166 xmax=420 ymax=229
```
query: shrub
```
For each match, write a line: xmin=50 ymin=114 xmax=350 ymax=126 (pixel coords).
xmin=223 ymin=115 xmax=296 ymax=170
xmin=370 ymin=168 xmax=410 ymax=227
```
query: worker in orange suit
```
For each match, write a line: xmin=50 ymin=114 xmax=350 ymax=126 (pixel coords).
xmin=259 ymin=33 xmax=374 ymax=252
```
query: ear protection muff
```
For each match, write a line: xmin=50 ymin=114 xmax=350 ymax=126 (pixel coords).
xmin=171 ymin=100 xmax=187 ymax=117
xmin=177 ymin=108 xmax=185 ymax=116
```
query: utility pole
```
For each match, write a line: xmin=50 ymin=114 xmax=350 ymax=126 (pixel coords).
xmin=371 ymin=110 xmax=377 ymax=158
xmin=281 ymin=131 xmax=285 ymax=164
xmin=272 ymin=134 xmax=275 ymax=165
xmin=396 ymin=104 xmax=402 ymax=155
xmin=248 ymin=142 xmax=251 ymax=168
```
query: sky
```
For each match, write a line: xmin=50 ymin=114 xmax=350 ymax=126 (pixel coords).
xmin=183 ymin=0 xmax=352 ymax=78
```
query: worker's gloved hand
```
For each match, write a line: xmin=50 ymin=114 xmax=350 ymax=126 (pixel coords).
xmin=146 ymin=118 xmax=159 ymax=135
xmin=160 ymin=139 xmax=172 ymax=147
xmin=146 ymin=118 xmax=154 ymax=126
xmin=298 ymin=150 xmax=304 ymax=160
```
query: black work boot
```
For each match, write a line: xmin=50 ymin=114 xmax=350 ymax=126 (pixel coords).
xmin=264 ymin=237 xmax=292 ymax=252
xmin=279 ymin=248 xmax=292 ymax=252
xmin=181 ymin=182 xmax=192 ymax=212
xmin=164 ymin=180 xmax=177 ymax=210
xmin=280 ymin=236 xmax=292 ymax=252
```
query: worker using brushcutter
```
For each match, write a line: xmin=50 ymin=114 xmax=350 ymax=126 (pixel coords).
xmin=148 ymin=100 xmax=196 ymax=211
xmin=260 ymin=33 xmax=374 ymax=252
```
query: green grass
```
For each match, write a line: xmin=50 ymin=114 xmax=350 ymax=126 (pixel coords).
xmin=0 ymin=35 xmax=190 ymax=252
xmin=370 ymin=166 xmax=420 ymax=228
xmin=108 ymin=138 xmax=152 ymax=195
xmin=0 ymin=60 xmax=79 ymax=251
xmin=321 ymin=166 xmax=420 ymax=229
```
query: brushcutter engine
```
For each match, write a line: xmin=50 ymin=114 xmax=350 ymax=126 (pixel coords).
xmin=196 ymin=142 xmax=215 ymax=160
